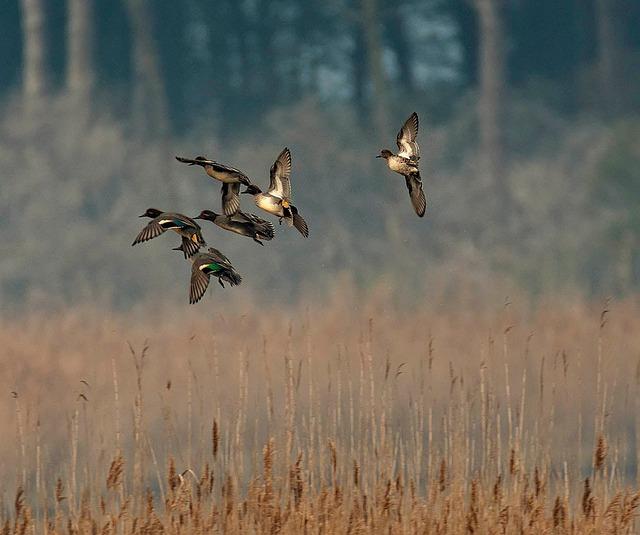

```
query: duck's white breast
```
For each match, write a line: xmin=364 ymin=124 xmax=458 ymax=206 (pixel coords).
xmin=256 ymin=194 xmax=282 ymax=216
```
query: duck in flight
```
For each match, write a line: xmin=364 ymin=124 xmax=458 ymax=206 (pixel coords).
xmin=175 ymin=155 xmax=252 ymax=216
xmin=132 ymin=208 xmax=205 ymax=258
xmin=241 ymin=147 xmax=309 ymax=237
xmin=377 ymin=112 xmax=426 ymax=217
xmin=180 ymin=247 xmax=242 ymax=304
xmin=194 ymin=210 xmax=275 ymax=246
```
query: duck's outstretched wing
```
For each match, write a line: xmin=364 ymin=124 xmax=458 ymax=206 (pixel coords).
xmin=396 ymin=112 xmax=420 ymax=160
xmin=132 ymin=219 xmax=166 ymax=246
xmin=291 ymin=206 xmax=309 ymax=237
xmin=404 ymin=171 xmax=426 ymax=217
xmin=189 ymin=260 xmax=211 ymax=304
xmin=268 ymin=147 xmax=292 ymax=199
xmin=221 ymin=182 xmax=241 ymax=215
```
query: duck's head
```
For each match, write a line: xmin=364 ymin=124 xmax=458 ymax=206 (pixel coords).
xmin=377 ymin=149 xmax=393 ymax=159
xmin=140 ymin=208 xmax=163 ymax=218
xmin=242 ymin=184 xmax=262 ymax=195
xmin=195 ymin=209 xmax=219 ymax=222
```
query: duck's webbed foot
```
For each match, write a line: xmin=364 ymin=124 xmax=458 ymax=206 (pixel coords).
xmin=218 ymin=279 xmax=225 ymax=288
xmin=253 ymin=237 xmax=264 ymax=246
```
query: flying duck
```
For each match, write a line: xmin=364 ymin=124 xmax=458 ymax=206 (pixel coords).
xmin=195 ymin=210 xmax=275 ymax=245
xmin=181 ymin=247 xmax=242 ymax=304
xmin=241 ymin=147 xmax=309 ymax=237
xmin=132 ymin=208 xmax=205 ymax=258
xmin=377 ymin=112 xmax=427 ymax=217
xmin=175 ymin=155 xmax=252 ymax=216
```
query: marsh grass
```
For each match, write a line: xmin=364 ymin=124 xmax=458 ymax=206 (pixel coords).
xmin=1 ymin=289 xmax=640 ymax=533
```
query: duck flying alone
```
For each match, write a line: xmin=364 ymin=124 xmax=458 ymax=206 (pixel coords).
xmin=175 ymin=155 xmax=252 ymax=216
xmin=132 ymin=208 xmax=206 ymax=258
xmin=195 ymin=209 xmax=275 ymax=246
xmin=182 ymin=247 xmax=242 ymax=304
xmin=241 ymin=147 xmax=309 ymax=237
xmin=377 ymin=112 xmax=427 ymax=217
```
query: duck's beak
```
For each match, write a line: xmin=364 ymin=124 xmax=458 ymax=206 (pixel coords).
xmin=138 ymin=213 xmax=146 ymax=217
xmin=375 ymin=154 xmax=382 ymax=158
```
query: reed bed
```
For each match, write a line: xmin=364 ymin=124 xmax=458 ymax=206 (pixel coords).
xmin=1 ymin=289 xmax=640 ymax=533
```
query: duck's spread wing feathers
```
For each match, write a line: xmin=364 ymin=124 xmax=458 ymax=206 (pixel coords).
xmin=221 ymin=183 xmax=241 ymax=215
xmin=291 ymin=206 xmax=309 ymax=237
xmin=396 ymin=112 xmax=420 ymax=160
xmin=268 ymin=147 xmax=292 ymax=199
xmin=404 ymin=172 xmax=426 ymax=217
xmin=180 ymin=236 xmax=201 ymax=258
xmin=190 ymin=261 xmax=211 ymax=304
xmin=132 ymin=219 xmax=166 ymax=245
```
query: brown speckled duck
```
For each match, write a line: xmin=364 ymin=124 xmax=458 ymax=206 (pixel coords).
xmin=377 ymin=112 xmax=426 ymax=217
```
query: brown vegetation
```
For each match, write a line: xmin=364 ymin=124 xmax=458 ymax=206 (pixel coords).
xmin=1 ymin=288 xmax=640 ymax=532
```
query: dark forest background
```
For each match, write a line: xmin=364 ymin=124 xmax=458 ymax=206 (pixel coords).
xmin=1 ymin=0 xmax=639 ymax=307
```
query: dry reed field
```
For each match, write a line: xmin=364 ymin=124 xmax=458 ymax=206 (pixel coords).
xmin=2 ymin=287 xmax=640 ymax=533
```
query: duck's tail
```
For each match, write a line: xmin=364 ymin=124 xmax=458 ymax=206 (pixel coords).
xmin=256 ymin=220 xmax=275 ymax=240
xmin=173 ymin=235 xmax=205 ymax=259
xmin=220 ymin=267 xmax=242 ymax=287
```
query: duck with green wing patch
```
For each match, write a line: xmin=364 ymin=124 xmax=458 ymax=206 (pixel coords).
xmin=181 ymin=247 xmax=242 ymax=304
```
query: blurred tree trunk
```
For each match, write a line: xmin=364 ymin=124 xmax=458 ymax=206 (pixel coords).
xmin=351 ymin=22 xmax=368 ymax=119
xmin=360 ymin=0 xmax=390 ymax=136
xmin=66 ymin=0 xmax=94 ymax=101
xmin=256 ymin=0 xmax=273 ymax=84
xmin=20 ymin=0 xmax=48 ymax=105
xmin=595 ymin=0 xmax=623 ymax=116
xmin=124 ymin=0 xmax=173 ymax=199
xmin=387 ymin=11 xmax=415 ymax=93
xmin=125 ymin=0 xmax=169 ymax=138
xmin=474 ymin=0 xmax=510 ymax=221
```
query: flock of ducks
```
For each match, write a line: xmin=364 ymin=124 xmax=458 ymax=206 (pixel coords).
xmin=132 ymin=112 xmax=426 ymax=303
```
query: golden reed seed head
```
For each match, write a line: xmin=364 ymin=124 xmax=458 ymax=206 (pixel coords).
xmin=582 ymin=477 xmax=594 ymax=519
xmin=594 ymin=434 xmax=607 ymax=472
xmin=55 ymin=478 xmax=65 ymax=503
xmin=212 ymin=420 xmax=219 ymax=460
xmin=439 ymin=458 xmax=447 ymax=492
xmin=107 ymin=454 xmax=124 ymax=491
xmin=553 ymin=496 xmax=566 ymax=529
xmin=353 ymin=460 xmax=360 ymax=488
